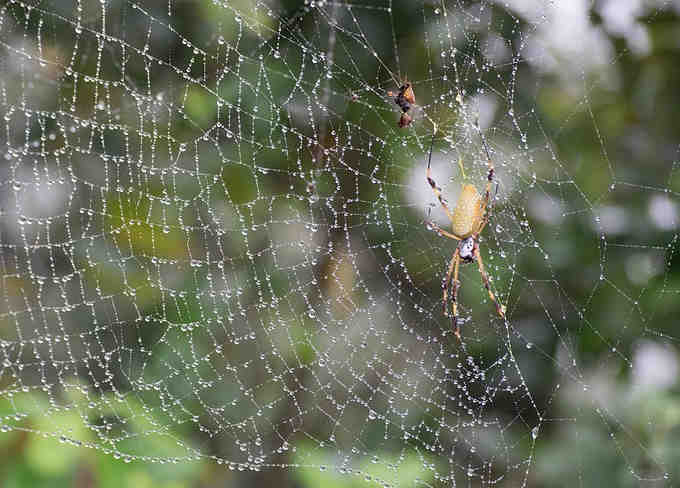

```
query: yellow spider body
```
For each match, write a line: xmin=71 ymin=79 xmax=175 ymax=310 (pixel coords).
xmin=452 ymin=184 xmax=484 ymax=239
xmin=425 ymin=134 xmax=505 ymax=340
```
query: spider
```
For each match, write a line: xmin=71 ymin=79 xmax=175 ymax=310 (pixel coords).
xmin=424 ymin=133 xmax=506 ymax=340
xmin=387 ymin=78 xmax=415 ymax=128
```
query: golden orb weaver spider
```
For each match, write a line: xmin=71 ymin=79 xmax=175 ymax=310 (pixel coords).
xmin=424 ymin=132 xmax=506 ymax=340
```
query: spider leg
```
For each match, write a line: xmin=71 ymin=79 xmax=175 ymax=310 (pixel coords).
xmin=477 ymin=133 xmax=497 ymax=234
xmin=475 ymin=182 xmax=499 ymax=235
xmin=441 ymin=248 xmax=463 ymax=340
xmin=473 ymin=242 xmax=506 ymax=320
xmin=425 ymin=133 xmax=456 ymax=223
xmin=426 ymin=221 xmax=461 ymax=241
xmin=480 ymin=126 xmax=496 ymax=189
xmin=442 ymin=247 xmax=459 ymax=317
xmin=476 ymin=131 xmax=498 ymax=234
xmin=451 ymin=250 xmax=462 ymax=340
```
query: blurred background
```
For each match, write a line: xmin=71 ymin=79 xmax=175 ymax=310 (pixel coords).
xmin=1 ymin=0 xmax=680 ymax=486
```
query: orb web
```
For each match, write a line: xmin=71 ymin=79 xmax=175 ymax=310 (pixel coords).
xmin=0 ymin=0 xmax=677 ymax=486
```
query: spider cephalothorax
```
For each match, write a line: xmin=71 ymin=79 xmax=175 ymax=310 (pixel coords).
xmin=425 ymin=133 xmax=506 ymax=340
xmin=458 ymin=237 xmax=475 ymax=263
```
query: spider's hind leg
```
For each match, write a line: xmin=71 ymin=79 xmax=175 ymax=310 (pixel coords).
xmin=473 ymin=243 xmax=506 ymax=320
xmin=442 ymin=248 xmax=462 ymax=340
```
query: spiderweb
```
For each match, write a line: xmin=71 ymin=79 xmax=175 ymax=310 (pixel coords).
xmin=1 ymin=0 xmax=678 ymax=486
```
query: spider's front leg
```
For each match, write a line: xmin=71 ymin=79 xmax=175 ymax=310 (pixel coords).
xmin=478 ymin=136 xmax=497 ymax=234
xmin=425 ymin=132 xmax=457 ymax=223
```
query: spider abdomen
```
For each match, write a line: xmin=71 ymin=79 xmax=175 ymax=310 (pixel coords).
xmin=451 ymin=184 xmax=484 ymax=238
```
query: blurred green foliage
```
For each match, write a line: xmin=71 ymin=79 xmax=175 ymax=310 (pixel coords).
xmin=0 ymin=391 xmax=203 ymax=487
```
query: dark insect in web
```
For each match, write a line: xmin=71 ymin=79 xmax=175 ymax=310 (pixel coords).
xmin=387 ymin=80 xmax=415 ymax=127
